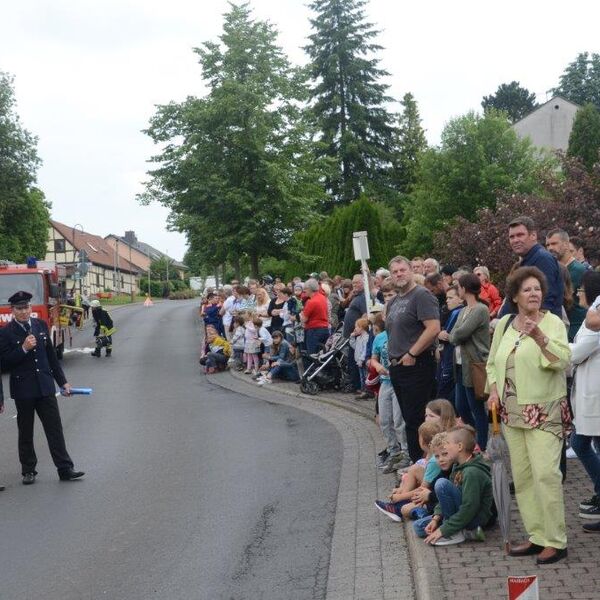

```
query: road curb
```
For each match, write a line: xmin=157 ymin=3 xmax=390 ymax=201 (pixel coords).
xmin=405 ymin=521 xmax=447 ymax=600
xmin=208 ymin=368 xmax=446 ymax=600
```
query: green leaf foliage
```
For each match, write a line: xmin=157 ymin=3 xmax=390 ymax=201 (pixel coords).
xmin=284 ymin=197 xmax=403 ymax=278
xmin=305 ymin=0 xmax=397 ymax=206
xmin=551 ymin=52 xmax=600 ymax=108
xmin=481 ymin=81 xmax=537 ymax=123
xmin=401 ymin=110 xmax=551 ymax=256
xmin=140 ymin=3 xmax=326 ymax=277
xmin=0 ymin=72 xmax=49 ymax=262
xmin=567 ymin=103 xmax=600 ymax=171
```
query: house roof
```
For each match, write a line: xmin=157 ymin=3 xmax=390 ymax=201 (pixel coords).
xmin=105 ymin=233 xmax=188 ymax=270
xmin=51 ymin=220 xmax=140 ymax=274
xmin=512 ymin=95 xmax=581 ymax=127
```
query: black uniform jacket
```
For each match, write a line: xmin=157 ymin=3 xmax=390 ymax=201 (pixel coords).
xmin=92 ymin=308 xmax=113 ymax=337
xmin=0 ymin=318 xmax=67 ymax=400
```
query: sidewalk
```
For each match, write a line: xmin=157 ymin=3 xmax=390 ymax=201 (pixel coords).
xmin=212 ymin=369 xmax=600 ymax=600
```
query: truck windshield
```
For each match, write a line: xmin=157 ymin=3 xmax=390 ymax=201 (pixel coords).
xmin=0 ymin=274 xmax=44 ymax=306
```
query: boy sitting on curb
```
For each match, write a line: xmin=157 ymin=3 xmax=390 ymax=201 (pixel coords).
xmin=416 ymin=425 xmax=495 ymax=546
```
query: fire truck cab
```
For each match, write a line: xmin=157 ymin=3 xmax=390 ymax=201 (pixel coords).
xmin=0 ymin=260 xmax=68 ymax=358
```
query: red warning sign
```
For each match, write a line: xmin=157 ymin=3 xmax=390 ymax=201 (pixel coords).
xmin=507 ymin=576 xmax=539 ymax=600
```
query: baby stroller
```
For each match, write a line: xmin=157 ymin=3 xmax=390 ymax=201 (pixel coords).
xmin=299 ymin=331 xmax=350 ymax=395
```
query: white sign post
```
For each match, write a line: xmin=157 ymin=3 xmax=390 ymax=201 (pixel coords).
xmin=352 ymin=231 xmax=372 ymax=314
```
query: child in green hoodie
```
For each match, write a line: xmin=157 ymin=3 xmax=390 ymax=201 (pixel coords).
xmin=423 ymin=425 xmax=495 ymax=546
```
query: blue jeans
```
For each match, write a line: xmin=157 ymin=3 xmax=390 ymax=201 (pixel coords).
xmin=358 ymin=366 xmax=366 ymax=390
xmin=270 ymin=363 xmax=299 ymax=382
xmin=571 ymin=431 xmax=600 ymax=497
xmin=455 ymin=366 xmax=488 ymax=451
xmin=305 ymin=327 xmax=329 ymax=355
xmin=413 ymin=478 xmax=479 ymax=537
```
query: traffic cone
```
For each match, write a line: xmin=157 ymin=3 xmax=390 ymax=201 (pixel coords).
xmin=144 ymin=294 xmax=153 ymax=307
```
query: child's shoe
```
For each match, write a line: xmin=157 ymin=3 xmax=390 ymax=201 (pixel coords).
xmin=464 ymin=526 xmax=486 ymax=542
xmin=373 ymin=500 xmax=405 ymax=522
xmin=432 ymin=531 xmax=466 ymax=546
xmin=244 ymin=369 xmax=252 ymax=374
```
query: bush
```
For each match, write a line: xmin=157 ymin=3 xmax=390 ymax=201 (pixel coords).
xmin=169 ymin=289 xmax=197 ymax=300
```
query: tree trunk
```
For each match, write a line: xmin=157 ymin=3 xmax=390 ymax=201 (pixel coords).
xmin=214 ymin=267 xmax=219 ymax=289
xmin=232 ymin=256 xmax=241 ymax=281
xmin=249 ymin=252 xmax=259 ymax=279
xmin=221 ymin=263 xmax=227 ymax=285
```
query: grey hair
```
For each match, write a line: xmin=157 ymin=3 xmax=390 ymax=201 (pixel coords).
xmin=388 ymin=255 xmax=411 ymax=269
xmin=375 ymin=268 xmax=390 ymax=278
xmin=222 ymin=285 xmax=233 ymax=294
xmin=424 ymin=258 xmax=440 ymax=272
xmin=473 ymin=266 xmax=490 ymax=280
xmin=305 ymin=278 xmax=320 ymax=292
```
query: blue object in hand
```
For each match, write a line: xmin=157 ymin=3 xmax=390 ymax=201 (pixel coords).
xmin=61 ymin=387 xmax=93 ymax=396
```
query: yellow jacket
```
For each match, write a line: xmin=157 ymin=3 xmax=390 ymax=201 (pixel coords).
xmin=208 ymin=336 xmax=232 ymax=358
xmin=486 ymin=312 xmax=570 ymax=405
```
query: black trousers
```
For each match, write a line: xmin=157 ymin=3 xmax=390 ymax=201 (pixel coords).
xmin=389 ymin=353 xmax=436 ymax=463
xmin=15 ymin=395 xmax=74 ymax=475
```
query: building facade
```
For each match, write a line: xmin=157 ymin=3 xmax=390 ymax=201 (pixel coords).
xmin=512 ymin=96 xmax=580 ymax=152
xmin=46 ymin=220 xmax=139 ymax=295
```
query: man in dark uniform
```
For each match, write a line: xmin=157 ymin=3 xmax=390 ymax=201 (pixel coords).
xmin=0 ymin=370 xmax=5 ymax=491
xmin=90 ymin=299 xmax=114 ymax=357
xmin=0 ymin=291 xmax=84 ymax=485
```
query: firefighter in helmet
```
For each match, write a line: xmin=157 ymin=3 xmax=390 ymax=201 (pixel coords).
xmin=90 ymin=300 xmax=115 ymax=357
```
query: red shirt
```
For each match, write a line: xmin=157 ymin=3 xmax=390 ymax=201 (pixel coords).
xmin=480 ymin=281 xmax=502 ymax=317
xmin=303 ymin=291 xmax=329 ymax=329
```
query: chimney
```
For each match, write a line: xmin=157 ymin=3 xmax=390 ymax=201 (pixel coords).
xmin=124 ymin=231 xmax=137 ymax=245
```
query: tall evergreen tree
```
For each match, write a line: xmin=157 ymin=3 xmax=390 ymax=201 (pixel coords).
xmin=140 ymin=4 xmax=324 ymax=277
xmin=305 ymin=0 xmax=397 ymax=206
xmin=392 ymin=92 xmax=427 ymax=197
xmin=481 ymin=81 xmax=537 ymax=123
xmin=568 ymin=103 xmax=600 ymax=171
xmin=551 ymin=52 xmax=600 ymax=108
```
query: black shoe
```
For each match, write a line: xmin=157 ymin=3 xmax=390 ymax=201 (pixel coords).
xmin=0 ymin=484 xmax=5 ymax=491
xmin=105 ymin=350 xmax=112 ymax=357
xmin=579 ymin=504 xmax=600 ymax=520
xmin=583 ymin=521 xmax=600 ymax=533
xmin=579 ymin=494 xmax=598 ymax=510
xmin=91 ymin=350 xmax=101 ymax=357
xmin=22 ymin=473 xmax=36 ymax=485
xmin=536 ymin=547 xmax=567 ymax=565
xmin=376 ymin=449 xmax=389 ymax=468
xmin=59 ymin=469 xmax=85 ymax=481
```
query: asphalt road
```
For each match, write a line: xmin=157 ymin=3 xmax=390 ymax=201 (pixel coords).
xmin=0 ymin=300 xmax=342 ymax=600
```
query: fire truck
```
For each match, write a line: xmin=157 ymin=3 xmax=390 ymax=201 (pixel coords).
xmin=0 ymin=259 xmax=69 ymax=358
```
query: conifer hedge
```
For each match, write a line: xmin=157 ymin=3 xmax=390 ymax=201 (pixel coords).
xmin=284 ymin=198 xmax=403 ymax=278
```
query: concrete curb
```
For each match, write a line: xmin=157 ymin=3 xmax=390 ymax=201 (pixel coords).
xmin=405 ymin=520 xmax=447 ymax=600
xmin=210 ymin=367 xmax=446 ymax=600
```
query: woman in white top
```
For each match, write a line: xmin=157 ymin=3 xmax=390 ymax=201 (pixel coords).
xmin=569 ymin=271 xmax=600 ymax=529
xmin=255 ymin=287 xmax=272 ymax=329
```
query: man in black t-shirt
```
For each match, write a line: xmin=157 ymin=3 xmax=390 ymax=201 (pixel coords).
xmin=386 ymin=256 xmax=441 ymax=463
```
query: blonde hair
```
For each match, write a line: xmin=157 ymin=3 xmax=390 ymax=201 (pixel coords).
xmin=418 ymin=421 xmax=442 ymax=447
xmin=430 ymin=431 xmax=449 ymax=451
xmin=426 ymin=399 xmax=457 ymax=431
xmin=448 ymin=425 xmax=476 ymax=453
xmin=355 ymin=317 xmax=369 ymax=332
xmin=413 ymin=274 xmax=426 ymax=286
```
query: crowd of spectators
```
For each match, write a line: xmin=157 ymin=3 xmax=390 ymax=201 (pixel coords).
xmin=197 ymin=215 xmax=600 ymax=564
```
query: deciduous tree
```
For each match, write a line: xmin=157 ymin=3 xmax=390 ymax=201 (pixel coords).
xmin=568 ymin=103 xmax=600 ymax=171
xmin=481 ymin=81 xmax=537 ymax=123
xmin=0 ymin=72 xmax=50 ymax=261
xmin=140 ymin=4 xmax=324 ymax=277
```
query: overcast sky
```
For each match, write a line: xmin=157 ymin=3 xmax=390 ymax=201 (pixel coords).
xmin=2 ymin=0 xmax=599 ymax=261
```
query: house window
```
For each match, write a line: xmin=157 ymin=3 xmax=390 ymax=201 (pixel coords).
xmin=54 ymin=239 xmax=66 ymax=253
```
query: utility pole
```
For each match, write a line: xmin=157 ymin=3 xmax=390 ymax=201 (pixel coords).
xmin=147 ymin=246 xmax=151 ymax=297
xmin=116 ymin=238 xmax=121 ymax=295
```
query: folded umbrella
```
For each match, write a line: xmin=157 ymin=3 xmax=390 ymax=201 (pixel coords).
xmin=487 ymin=404 xmax=512 ymax=554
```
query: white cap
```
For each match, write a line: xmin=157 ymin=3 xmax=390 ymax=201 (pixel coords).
xmin=90 ymin=300 xmax=101 ymax=308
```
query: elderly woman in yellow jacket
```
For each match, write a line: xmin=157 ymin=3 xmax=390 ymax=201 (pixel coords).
xmin=487 ymin=266 xmax=571 ymax=565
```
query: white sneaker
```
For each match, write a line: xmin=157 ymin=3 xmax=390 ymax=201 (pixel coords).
xmin=257 ymin=378 xmax=272 ymax=386
xmin=566 ymin=447 xmax=577 ymax=459
xmin=432 ymin=531 xmax=466 ymax=546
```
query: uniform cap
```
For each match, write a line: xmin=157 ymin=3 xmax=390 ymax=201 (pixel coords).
xmin=90 ymin=299 xmax=101 ymax=308
xmin=8 ymin=291 xmax=32 ymax=307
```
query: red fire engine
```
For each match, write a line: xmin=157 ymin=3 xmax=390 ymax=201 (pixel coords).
xmin=0 ymin=259 xmax=69 ymax=358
